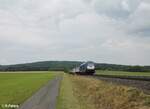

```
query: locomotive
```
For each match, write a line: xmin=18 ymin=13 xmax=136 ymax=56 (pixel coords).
xmin=72 ymin=61 xmax=95 ymax=75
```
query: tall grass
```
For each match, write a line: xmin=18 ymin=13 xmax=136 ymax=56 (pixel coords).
xmin=57 ymin=74 xmax=150 ymax=109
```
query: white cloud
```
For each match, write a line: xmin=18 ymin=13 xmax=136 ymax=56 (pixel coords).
xmin=126 ymin=1 xmax=150 ymax=36
xmin=0 ymin=0 xmax=150 ymax=65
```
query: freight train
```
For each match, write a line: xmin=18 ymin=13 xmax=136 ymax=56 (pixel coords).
xmin=71 ymin=61 xmax=95 ymax=75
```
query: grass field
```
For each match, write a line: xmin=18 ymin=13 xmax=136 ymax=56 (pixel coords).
xmin=0 ymin=71 xmax=150 ymax=109
xmin=96 ymin=70 xmax=150 ymax=76
xmin=57 ymin=74 xmax=150 ymax=109
xmin=0 ymin=71 xmax=61 ymax=107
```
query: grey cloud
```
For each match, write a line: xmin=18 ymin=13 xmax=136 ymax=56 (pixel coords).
xmin=126 ymin=1 xmax=150 ymax=36
xmin=91 ymin=0 xmax=140 ymax=19
xmin=0 ymin=0 xmax=150 ymax=65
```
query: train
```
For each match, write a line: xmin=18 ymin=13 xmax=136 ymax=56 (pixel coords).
xmin=71 ymin=61 xmax=95 ymax=75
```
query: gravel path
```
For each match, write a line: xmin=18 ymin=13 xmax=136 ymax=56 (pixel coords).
xmin=92 ymin=76 xmax=150 ymax=94
xmin=19 ymin=76 xmax=62 ymax=109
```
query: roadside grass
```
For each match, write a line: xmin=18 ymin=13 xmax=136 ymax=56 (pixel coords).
xmin=0 ymin=71 xmax=61 ymax=107
xmin=96 ymin=70 xmax=150 ymax=76
xmin=57 ymin=74 xmax=150 ymax=109
xmin=56 ymin=73 xmax=80 ymax=109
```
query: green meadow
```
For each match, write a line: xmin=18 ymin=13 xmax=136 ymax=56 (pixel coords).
xmin=96 ymin=70 xmax=150 ymax=76
xmin=0 ymin=71 xmax=60 ymax=105
xmin=0 ymin=71 xmax=150 ymax=109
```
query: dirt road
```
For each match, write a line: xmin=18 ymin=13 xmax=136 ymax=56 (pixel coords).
xmin=19 ymin=76 xmax=62 ymax=109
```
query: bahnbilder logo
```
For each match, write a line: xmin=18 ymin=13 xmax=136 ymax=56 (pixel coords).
xmin=0 ymin=104 xmax=19 ymax=109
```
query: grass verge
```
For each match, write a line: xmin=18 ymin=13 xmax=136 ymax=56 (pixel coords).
xmin=57 ymin=74 xmax=150 ymax=109
xmin=56 ymin=73 xmax=80 ymax=109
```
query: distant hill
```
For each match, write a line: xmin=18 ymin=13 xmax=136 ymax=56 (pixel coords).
xmin=0 ymin=61 xmax=82 ymax=71
xmin=0 ymin=61 xmax=150 ymax=72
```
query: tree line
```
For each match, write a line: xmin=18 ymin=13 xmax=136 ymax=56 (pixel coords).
xmin=0 ymin=61 xmax=150 ymax=72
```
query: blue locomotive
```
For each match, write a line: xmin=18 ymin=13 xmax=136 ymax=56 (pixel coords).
xmin=72 ymin=61 xmax=95 ymax=75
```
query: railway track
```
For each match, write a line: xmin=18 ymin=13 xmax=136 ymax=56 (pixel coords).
xmin=90 ymin=75 xmax=150 ymax=94
xmin=93 ymin=74 xmax=150 ymax=81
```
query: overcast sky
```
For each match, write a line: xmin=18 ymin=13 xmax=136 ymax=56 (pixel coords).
xmin=0 ymin=0 xmax=150 ymax=65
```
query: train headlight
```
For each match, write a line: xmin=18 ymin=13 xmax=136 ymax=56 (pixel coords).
xmin=87 ymin=66 xmax=95 ymax=69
